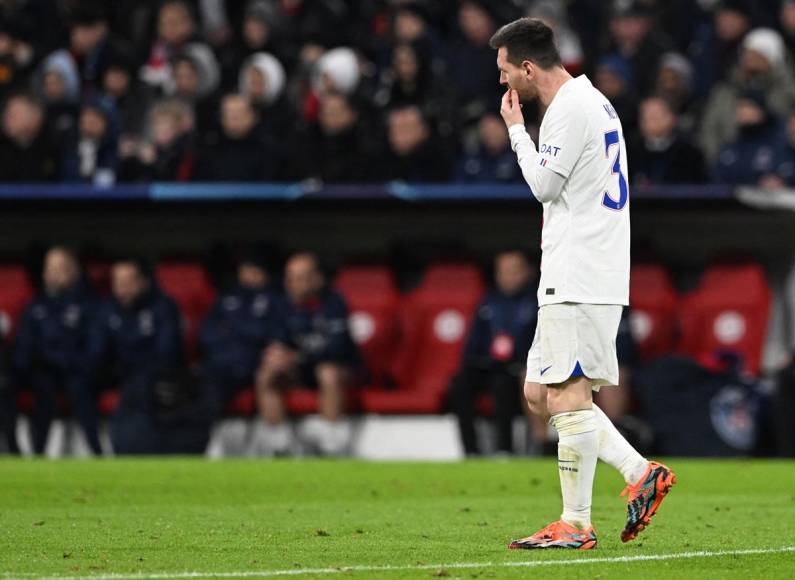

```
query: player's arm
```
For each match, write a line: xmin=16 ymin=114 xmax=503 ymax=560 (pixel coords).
xmin=500 ymin=90 xmax=566 ymax=203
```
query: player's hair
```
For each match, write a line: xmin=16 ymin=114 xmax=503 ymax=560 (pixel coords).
xmin=489 ymin=18 xmax=562 ymax=70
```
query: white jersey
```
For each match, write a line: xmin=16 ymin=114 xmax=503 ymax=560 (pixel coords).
xmin=523 ymin=75 xmax=630 ymax=306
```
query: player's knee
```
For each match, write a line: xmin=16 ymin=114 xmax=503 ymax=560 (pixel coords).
xmin=316 ymin=363 xmax=347 ymax=389
xmin=523 ymin=381 xmax=546 ymax=416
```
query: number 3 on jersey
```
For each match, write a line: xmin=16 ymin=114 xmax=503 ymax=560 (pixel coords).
xmin=602 ymin=130 xmax=628 ymax=211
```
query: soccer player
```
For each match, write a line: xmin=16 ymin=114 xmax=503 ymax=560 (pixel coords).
xmin=489 ymin=18 xmax=676 ymax=550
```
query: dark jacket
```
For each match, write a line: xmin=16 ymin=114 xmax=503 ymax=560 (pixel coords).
xmin=14 ymin=283 xmax=96 ymax=377
xmin=281 ymin=289 xmax=358 ymax=368
xmin=197 ymin=130 xmax=282 ymax=181
xmin=200 ymin=285 xmax=284 ymax=379
xmin=462 ymin=286 xmax=538 ymax=371
xmin=0 ymin=132 xmax=59 ymax=182
xmin=88 ymin=289 xmax=184 ymax=380
xmin=713 ymin=124 xmax=786 ymax=185
xmin=455 ymin=144 xmax=522 ymax=183
xmin=628 ymin=133 xmax=706 ymax=185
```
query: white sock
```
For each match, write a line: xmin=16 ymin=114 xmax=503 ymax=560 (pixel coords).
xmin=592 ymin=403 xmax=649 ymax=484
xmin=550 ymin=410 xmax=598 ymax=529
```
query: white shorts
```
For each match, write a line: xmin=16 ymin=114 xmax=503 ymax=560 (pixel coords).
xmin=525 ymin=303 xmax=622 ymax=390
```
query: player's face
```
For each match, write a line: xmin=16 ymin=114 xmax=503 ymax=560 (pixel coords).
xmin=496 ymin=47 xmax=536 ymax=101
xmin=495 ymin=253 xmax=530 ymax=296
xmin=43 ymin=249 xmax=78 ymax=294
xmin=112 ymin=264 xmax=148 ymax=307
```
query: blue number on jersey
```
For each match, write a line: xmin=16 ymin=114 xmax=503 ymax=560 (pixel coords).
xmin=602 ymin=130 xmax=628 ymax=211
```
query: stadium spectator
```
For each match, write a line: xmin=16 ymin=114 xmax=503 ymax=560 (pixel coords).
xmin=449 ymin=250 xmax=537 ymax=455
xmin=290 ymin=93 xmax=376 ymax=182
xmin=238 ymin=52 xmax=291 ymax=139
xmin=448 ymin=1 xmax=501 ymax=123
xmin=653 ymin=52 xmax=701 ymax=136
xmin=699 ymin=27 xmax=795 ymax=163
xmin=0 ymin=93 xmax=59 ymax=181
xmin=455 ymin=113 xmax=522 ymax=183
xmin=0 ymin=17 xmax=35 ymax=99
xmin=14 ymin=247 xmax=100 ymax=455
xmin=35 ymin=50 xmax=81 ymax=151
xmin=384 ymin=105 xmax=452 ymax=182
xmin=527 ymin=0 xmax=584 ymax=75
xmin=200 ymin=254 xmax=283 ymax=419
xmin=196 ymin=93 xmax=281 ymax=181
xmin=140 ymin=0 xmax=198 ymax=92
xmin=767 ymin=110 xmax=795 ymax=187
xmin=279 ymin=0 xmax=352 ymax=50
xmin=374 ymin=42 xmax=456 ymax=140
xmin=222 ymin=0 xmax=292 ymax=85
xmin=167 ymin=43 xmax=221 ymax=139
xmin=783 ymin=1 xmax=795 ymax=56
xmin=87 ymin=258 xmax=186 ymax=455
xmin=689 ymin=0 xmax=752 ymax=98
xmin=61 ymin=96 xmax=119 ymax=186
xmin=629 ymin=97 xmax=706 ymax=185
xmin=712 ymin=90 xmax=786 ymax=185
xmin=594 ymin=55 xmax=639 ymax=138
xmin=119 ymin=98 xmax=198 ymax=182
xmin=603 ymin=0 xmax=674 ymax=98
xmin=254 ymin=252 xmax=358 ymax=456
xmin=66 ymin=6 xmax=123 ymax=92
xmin=101 ymin=52 xmax=150 ymax=138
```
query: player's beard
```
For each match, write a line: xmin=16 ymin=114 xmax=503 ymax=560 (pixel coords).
xmin=513 ymin=80 xmax=537 ymax=103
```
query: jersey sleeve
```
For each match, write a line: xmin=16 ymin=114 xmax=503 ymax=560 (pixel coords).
xmin=538 ymin=99 xmax=588 ymax=179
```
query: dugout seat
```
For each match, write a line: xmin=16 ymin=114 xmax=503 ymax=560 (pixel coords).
xmin=361 ymin=263 xmax=484 ymax=414
xmin=155 ymin=262 xmax=216 ymax=359
xmin=334 ymin=265 xmax=400 ymax=388
xmin=0 ymin=264 xmax=34 ymax=341
xmin=677 ymin=262 xmax=771 ymax=376
xmin=629 ymin=263 xmax=679 ymax=362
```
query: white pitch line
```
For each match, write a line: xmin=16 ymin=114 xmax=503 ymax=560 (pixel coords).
xmin=5 ymin=546 xmax=794 ymax=580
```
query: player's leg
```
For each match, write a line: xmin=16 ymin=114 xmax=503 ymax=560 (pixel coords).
xmin=251 ymin=355 xmax=293 ymax=456
xmin=492 ymin=369 xmax=521 ymax=454
xmin=522 ymin=380 xmax=550 ymax=451
xmin=546 ymin=376 xmax=598 ymax=531
xmin=576 ymin=304 xmax=675 ymax=542
xmin=308 ymin=363 xmax=351 ymax=456
xmin=315 ymin=363 xmax=348 ymax=422
xmin=510 ymin=375 xmax=598 ymax=550
xmin=254 ymin=363 xmax=286 ymax=425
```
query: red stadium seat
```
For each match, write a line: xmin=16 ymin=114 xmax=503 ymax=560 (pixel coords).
xmin=334 ymin=265 xmax=400 ymax=387
xmin=677 ymin=262 xmax=771 ymax=375
xmin=0 ymin=264 xmax=34 ymax=342
xmin=99 ymin=390 xmax=120 ymax=416
xmin=362 ymin=263 xmax=484 ymax=414
xmin=284 ymin=388 xmax=361 ymax=415
xmin=225 ymin=389 xmax=256 ymax=416
xmin=155 ymin=262 xmax=216 ymax=359
xmin=629 ymin=263 xmax=679 ymax=361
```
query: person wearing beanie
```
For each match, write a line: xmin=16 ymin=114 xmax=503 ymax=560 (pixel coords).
xmin=36 ymin=49 xmax=81 ymax=151
xmin=238 ymin=52 xmax=291 ymax=139
xmin=653 ymin=52 xmax=702 ymax=135
xmin=168 ymin=43 xmax=221 ymax=141
xmin=699 ymin=27 xmax=795 ymax=163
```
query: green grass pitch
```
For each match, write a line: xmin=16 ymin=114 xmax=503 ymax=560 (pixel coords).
xmin=1 ymin=458 xmax=794 ymax=579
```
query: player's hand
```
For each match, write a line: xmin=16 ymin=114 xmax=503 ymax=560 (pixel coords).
xmin=500 ymin=89 xmax=524 ymax=127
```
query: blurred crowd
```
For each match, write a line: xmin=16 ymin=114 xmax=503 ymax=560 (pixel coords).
xmin=0 ymin=0 xmax=794 ymax=187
